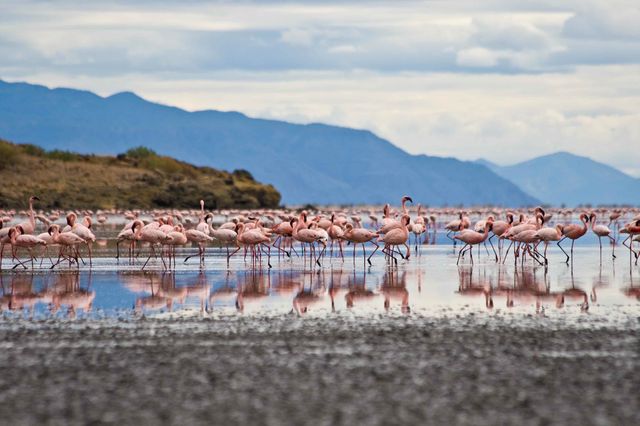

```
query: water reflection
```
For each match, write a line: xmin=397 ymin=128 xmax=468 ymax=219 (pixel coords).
xmin=381 ymin=268 xmax=409 ymax=313
xmin=622 ymin=272 xmax=640 ymax=301
xmin=456 ymin=264 xmax=592 ymax=311
xmin=0 ymin=254 xmax=637 ymax=319
xmin=0 ymin=272 xmax=94 ymax=317
xmin=48 ymin=272 xmax=95 ymax=317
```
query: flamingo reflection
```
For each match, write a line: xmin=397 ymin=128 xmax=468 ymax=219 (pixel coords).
xmin=381 ymin=267 xmax=410 ymax=313
xmin=48 ymin=272 xmax=95 ymax=317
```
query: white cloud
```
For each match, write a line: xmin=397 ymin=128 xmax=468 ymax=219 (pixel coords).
xmin=456 ymin=47 xmax=499 ymax=67
xmin=0 ymin=0 xmax=639 ymax=176
xmin=280 ymin=28 xmax=315 ymax=46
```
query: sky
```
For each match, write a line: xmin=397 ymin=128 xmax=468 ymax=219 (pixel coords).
xmin=1 ymin=0 xmax=639 ymax=176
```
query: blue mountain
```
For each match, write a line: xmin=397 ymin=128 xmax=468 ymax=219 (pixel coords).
xmin=477 ymin=152 xmax=639 ymax=206
xmin=0 ymin=79 xmax=539 ymax=206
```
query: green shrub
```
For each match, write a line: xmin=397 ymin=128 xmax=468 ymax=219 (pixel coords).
xmin=125 ymin=146 xmax=156 ymax=159
xmin=0 ymin=142 xmax=18 ymax=170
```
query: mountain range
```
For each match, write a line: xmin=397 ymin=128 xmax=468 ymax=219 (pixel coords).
xmin=477 ymin=153 xmax=639 ymax=206
xmin=0 ymin=79 xmax=536 ymax=206
xmin=1 ymin=79 xmax=636 ymax=206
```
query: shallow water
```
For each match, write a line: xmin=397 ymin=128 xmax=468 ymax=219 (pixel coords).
xmin=1 ymin=228 xmax=638 ymax=322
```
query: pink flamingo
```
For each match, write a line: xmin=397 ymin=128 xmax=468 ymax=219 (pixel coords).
xmin=378 ymin=214 xmax=411 ymax=265
xmin=65 ymin=213 xmax=96 ymax=266
xmin=534 ymin=224 xmax=564 ymax=265
xmin=48 ymin=224 xmax=86 ymax=268
xmin=327 ymin=213 xmax=345 ymax=260
xmin=341 ymin=223 xmax=379 ymax=266
xmin=196 ymin=200 xmax=211 ymax=235
xmin=140 ymin=226 xmax=173 ymax=270
xmin=620 ymin=220 xmax=640 ymax=265
xmin=557 ymin=213 xmax=589 ymax=264
xmin=291 ymin=214 xmax=326 ymax=267
xmin=116 ymin=219 xmax=144 ymax=260
xmin=378 ymin=196 xmax=413 ymax=234
xmin=7 ymin=226 xmax=47 ymax=269
xmin=229 ymin=222 xmax=272 ymax=268
xmin=589 ymin=212 xmax=615 ymax=260
xmin=184 ymin=228 xmax=213 ymax=266
xmin=455 ymin=219 xmax=493 ymax=265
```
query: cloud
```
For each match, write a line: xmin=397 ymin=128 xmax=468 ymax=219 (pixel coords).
xmin=0 ymin=0 xmax=639 ymax=176
xmin=563 ymin=1 xmax=640 ymax=40
xmin=456 ymin=48 xmax=499 ymax=67
xmin=280 ymin=28 xmax=315 ymax=46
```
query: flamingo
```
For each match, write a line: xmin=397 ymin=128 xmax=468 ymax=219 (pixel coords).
xmin=489 ymin=212 xmax=513 ymax=259
xmin=455 ymin=220 xmax=493 ymax=265
xmin=411 ymin=204 xmax=426 ymax=252
xmin=291 ymin=214 xmax=326 ymax=267
xmin=16 ymin=195 xmax=40 ymax=235
xmin=7 ymin=226 xmax=47 ymax=269
xmin=557 ymin=213 xmax=589 ymax=264
xmin=510 ymin=229 xmax=544 ymax=266
xmin=209 ymin=219 xmax=239 ymax=265
xmin=116 ymin=219 xmax=144 ymax=260
xmin=65 ymin=213 xmax=96 ymax=266
xmin=444 ymin=211 xmax=470 ymax=248
xmin=271 ymin=218 xmax=294 ymax=257
xmin=165 ymin=224 xmax=188 ymax=268
xmin=230 ymin=222 xmax=272 ymax=268
xmin=1 ymin=196 xmax=39 ymax=266
xmin=196 ymin=200 xmax=210 ymax=235
xmin=378 ymin=196 xmax=413 ymax=234
xmin=327 ymin=213 xmax=345 ymax=260
xmin=341 ymin=223 xmax=379 ymax=266
xmin=534 ymin=224 xmax=564 ymax=265
xmin=139 ymin=226 xmax=173 ymax=270
xmin=620 ymin=220 xmax=640 ymax=266
xmin=501 ymin=213 xmax=543 ymax=263
xmin=589 ymin=212 xmax=616 ymax=260
xmin=378 ymin=214 xmax=411 ymax=265
xmin=184 ymin=228 xmax=213 ymax=266
xmin=48 ymin=224 xmax=86 ymax=268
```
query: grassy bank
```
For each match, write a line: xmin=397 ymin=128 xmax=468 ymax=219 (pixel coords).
xmin=0 ymin=139 xmax=280 ymax=209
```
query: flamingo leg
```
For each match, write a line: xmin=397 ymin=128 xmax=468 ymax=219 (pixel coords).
xmin=501 ymin=240 xmax=513 ymax=264
xmin=557 ymin=237 xmax=570 ymax=264
xmin=260 ymin=243 xmax=272 ymax=268
xmin=608 ymin=235 xmax=616 ymax=259
xmin=228 ymin=245 xmax=241 ymax=267
xmin=597 ymin=236 xmax=603 ymax=264
xmin=570 ymin=239 xmax=575 ymax=264
xmin=487 ymin=237 xmax=498 ymax=262
xmin=367 ymin=241 xmax=379 ymax=266
xmin=456 ymin=244 xmax=469 ymax=265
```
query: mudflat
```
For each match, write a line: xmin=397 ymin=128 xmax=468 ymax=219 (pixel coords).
xmin=0 ymin=314 xmax=637 ymax=426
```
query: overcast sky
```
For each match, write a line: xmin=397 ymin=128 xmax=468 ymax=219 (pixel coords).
xmin=1 ymin=0 xmax=639 ymax=175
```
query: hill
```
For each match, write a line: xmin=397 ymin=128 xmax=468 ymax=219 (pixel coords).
xmin=0 ymin=140 xmax=280 ymax=209
xmin=477 ymin=152 xmax=639 ymax=206
xmin=0 ymin=79 xmax=539 ymax=206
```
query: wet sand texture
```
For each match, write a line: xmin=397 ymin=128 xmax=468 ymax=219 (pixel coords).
xmin=0 ymin=316 xmax=638 ymax=425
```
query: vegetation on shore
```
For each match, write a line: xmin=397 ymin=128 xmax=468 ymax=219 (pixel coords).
xmin=0 ymin=139 xmax=281 ymax=209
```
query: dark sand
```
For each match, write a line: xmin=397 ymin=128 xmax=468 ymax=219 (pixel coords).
xmin=0 ymin=314 xmax=638 ymax=426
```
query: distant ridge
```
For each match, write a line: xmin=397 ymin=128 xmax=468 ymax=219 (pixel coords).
xmin=476 ymin=152 xmax=639 ymax=206
xmin=0 ymin=79 xmax=539 ymax=206
xmin=0 ymin=139 xmax=280 ymax=209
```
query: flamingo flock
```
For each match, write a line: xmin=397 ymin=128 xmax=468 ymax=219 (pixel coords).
xmin=1 ymin=195 xmax=640 ymax=272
